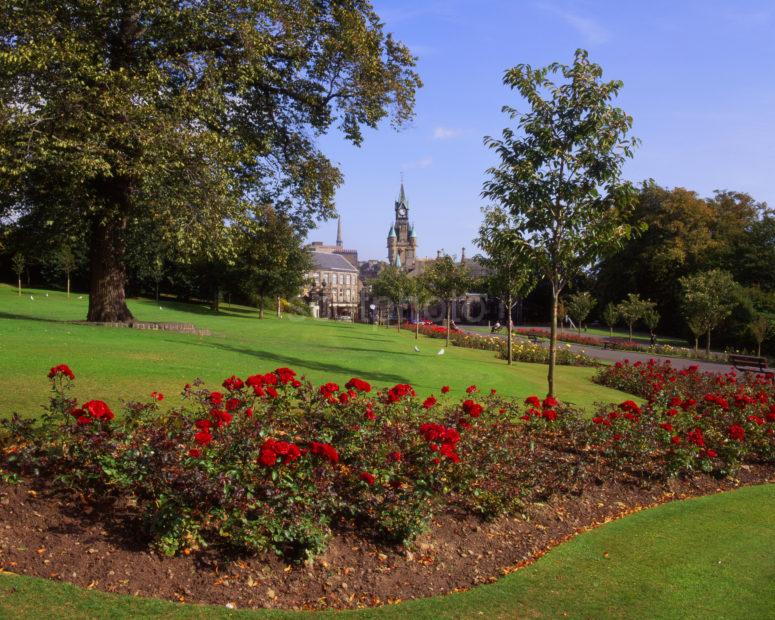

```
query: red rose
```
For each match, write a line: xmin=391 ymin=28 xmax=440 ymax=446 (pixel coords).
xmin=359 ymin=471 xmax=375 ymax=485
xmin=222 ymin=375 xmax=244 ymax=391
xmin=422 ymin=395 xmax=437 ymax=409
xmin=245 ymin=407 xmax=254 ymax=417
xmin=466 ymin=385 xmax=477 ymax=394
xmin=82 ymin=399 xmax=114 ymax=421
xmin=671 ymin=435 xmax=681 ymax=445
xmin=705 ymin=449 xmax=718 ymax=458
xmin=188 ymin=448 xmax=202 ymax=458
xmin=728 ymin=424 xmax=745 ymax=442
xmin=525 ymin=396 xmax=541 ymax=408
xmin=364 ymin=403 xmax=376 ymax=421
xmin=462 ymin=399 xmax=483 ymax=418
xmin=659 ymin=422 xmax=673 ymax=432
xmin=194 ymin=430 xmax=213 ymax=446
xmin=266 ymin=386 xmax=279 ymax=399
xmin=310 ymin=442 xmax=339 ymax=464
xmin=345 ymin=378 xmax=372 ymax=393
xmin=543 ymin=409 xmax=557 ymax=422
xmin=274 ymin=367 xmax=297 ymax=385
xmin=194 ymin=419 xmax=212 ymax=430
xmin=151 ymin=391 xmax=164 ymax=402
xmin=48 ymin=364 xmax=75 ymax=380
xmin=388 ymin=451 xmax=401 ymax=462
xmin=441 ymin=386 xmax=450 ymax=394
xmin=225 ymin=397 xmax=242 ymax=411
xmin=258 ymin=447 xmax=278 ymax=467
xmin=543 ymin=396 xmax=558 ymax=409
xmin=209 ymin=391 xmax=224 ymax=406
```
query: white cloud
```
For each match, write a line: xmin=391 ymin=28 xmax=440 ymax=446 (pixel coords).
xmin=540 ymin=4 xmax=610 ymax=45
xmin=401 ymin=156 xmax=433 ymax=170
xmin=433 ymin=126 xmax=463 ymax=140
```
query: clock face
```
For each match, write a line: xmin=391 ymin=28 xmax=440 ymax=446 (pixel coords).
xmin=398 ymin=206 xmax=407 ymax=217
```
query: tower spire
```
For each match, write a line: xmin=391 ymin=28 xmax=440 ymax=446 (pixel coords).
xmin=336 ymin=216 xmax=343 ymax=248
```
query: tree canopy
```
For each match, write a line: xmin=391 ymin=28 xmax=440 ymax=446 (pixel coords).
xmin=482 ymin=49 xmax=638 ymax=395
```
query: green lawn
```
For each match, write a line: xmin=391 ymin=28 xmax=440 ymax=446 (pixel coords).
xmin=1 ymin=482 xmax=773 ymax=619
xmin=0 ymin=284 xmax=631 ymax=415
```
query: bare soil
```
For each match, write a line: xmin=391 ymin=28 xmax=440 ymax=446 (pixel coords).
xmin=1 ymin=466 xmax=772 ymax=611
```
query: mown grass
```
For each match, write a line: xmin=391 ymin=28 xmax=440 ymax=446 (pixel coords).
xmin=1 ymin=483 xmax=773 ymax=619
xmin=0 ymin=284 xmax=631 ymax=415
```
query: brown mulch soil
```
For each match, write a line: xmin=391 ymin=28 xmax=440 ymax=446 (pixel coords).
xmin=1 ymin=466 xmax=773 ymax=611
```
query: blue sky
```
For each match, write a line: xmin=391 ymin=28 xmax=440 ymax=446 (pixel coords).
xmin=310 ymin=0 xmax=775 ymax=261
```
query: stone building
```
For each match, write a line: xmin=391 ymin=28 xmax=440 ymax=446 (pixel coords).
xmin=306 ymin=251 xmax=360 ymax=319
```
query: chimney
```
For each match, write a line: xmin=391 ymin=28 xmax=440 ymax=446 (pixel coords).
xmin=461 ymin=246 xmax=466 ymax=262
xmin=436 ymin=249 xmax=441 ymax=258
xmin=336 ymin=216 xmax=343 ymax=248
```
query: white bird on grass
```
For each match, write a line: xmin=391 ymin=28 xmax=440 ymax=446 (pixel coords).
xmin=45 ymin=293 xmax=49 ymax=297
xmin=437 ymin=348 xmax=445 ymax=356
xmin=413 ymin=345 xmax=420 ymax=352
xmin=78 ymin=296 xmax=83 ymax=300
xmin=29 ymin=295 xmax=34 ymax=301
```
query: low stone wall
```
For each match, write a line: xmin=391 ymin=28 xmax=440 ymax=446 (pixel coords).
xmin=69 ymin=321 xmax=211 ymax=336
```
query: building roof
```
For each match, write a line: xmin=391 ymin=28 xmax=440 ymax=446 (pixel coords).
xmin=388 ymin=224 xmax=396 ymax=238
xmin=310 ymin=251 xmax=359 ymax=273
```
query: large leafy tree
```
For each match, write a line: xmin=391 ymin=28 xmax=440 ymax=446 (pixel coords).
xmin=482 ymin=49 xmax=639 ymax=396
xmin=0 ymin=1 xmax=420 ymax=321
xmin=475 ymin=205 xmax=537 ymax=364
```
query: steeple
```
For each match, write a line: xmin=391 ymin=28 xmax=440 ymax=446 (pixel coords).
xmin=336 ymin=216 xmax=343 ymax=248
xmin=395 ymin=253 xmax=402 ymax=268
xmin=388 ymin=224 xmax=396 ymax=238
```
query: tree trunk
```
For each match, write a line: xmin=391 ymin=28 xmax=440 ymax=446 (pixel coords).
xmin=87 ymin=216 xmax=134 ymax=322
xmin=628 ymin=322 xmax=633 ymax=340
xmin=609 ymin=325 xmax=613 ymax=336
xmin=694 ymin=335 xmax=699 ymax=355
xmin=277 ymin=296 xmax=282 ymax=318
xmin=396 ymin=302 xmax=401 ymax=332
xmin=211 ymin=286 xmax=220 ymax=313
xmin=415 ymin=303 xmax=419 ymax=340
xmin=506 ymin=293 xmax=513 ymax=365
xmin=66 ymin=273 xmax=71 ymax=300
xmin=757 ymin=342 xmax=762 ymax=357
xmin=17 ymin=275 xmax=21 ymax=296
xmin=547 ymin=284 xmax=559 ymax=397
xmin=259 ymin=295 xmax=264 ymax=319
xmin=155 ymin=281 xmax=159 ymax=305
xmin=706 ymin=329 xmax=711 ymax=356
xmin=446 ymin=301 xmax=451 ymax=348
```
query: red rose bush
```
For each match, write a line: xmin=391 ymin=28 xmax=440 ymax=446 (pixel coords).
xmin=1 ymin=361 xmax=773 ymax=562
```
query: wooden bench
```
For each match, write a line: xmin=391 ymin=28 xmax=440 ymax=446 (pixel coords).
xmin=602 ymin=339 xmax=617 ymax=350
xmin=728 ymin=354 xmax=772 ymax=375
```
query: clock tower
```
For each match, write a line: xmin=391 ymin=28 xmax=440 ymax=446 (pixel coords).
xmin=387 ymin=181 xmax=417 ymax=270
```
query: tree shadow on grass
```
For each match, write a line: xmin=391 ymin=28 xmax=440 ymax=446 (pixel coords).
xmin=0 ymin=311 xmax=71 ymax=324
xmin=177 ymin=340 xmax=410 ymax=384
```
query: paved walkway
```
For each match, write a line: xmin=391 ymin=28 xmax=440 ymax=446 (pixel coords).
xmin=470 ymin=330 xmax=736 ymax=374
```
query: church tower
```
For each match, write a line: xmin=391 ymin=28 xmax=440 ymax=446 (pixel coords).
xmin=387 ymin=181 xmax=417 ymax=270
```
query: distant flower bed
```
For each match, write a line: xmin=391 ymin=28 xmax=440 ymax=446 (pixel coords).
xmin=401 ymin=323 xmax=598 ymax=366
xmin=2 ymin=363 xmax=773 ymax=565
xmin=514 ymin=327 xmax=601 ymax=347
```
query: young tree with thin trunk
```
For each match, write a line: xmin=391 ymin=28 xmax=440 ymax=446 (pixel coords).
xmin=371 ymin=266 xmax=412 ymax=333
xmin=475 ymin=206 xmax=537 ymax=364
xmin=642 ymin=307 xmax=660 ymax=344
xmin=617 ymin=293 xmax=655 ymax=341
xmin=12 ymin=253 xmax=25 ymax=296
xmin=422 ymin=256 xmax=472 ymax=348
xmin=482 ymin=49 xmax=639 ymax=396
xmin=602 ymin=302 xmax=619 ymax=336
xmin=0 ymin=2 xmax=420 ymax=322
xmin=687 ymin=315 xmax=704 ymax=355
xmin=410 ymin=276 xmax=434 ymax=340
xmin=680 ymin=270 xmax=738 ymax=355
xmin=566 ymin=291 xmax=596 ymax=334
xmin=748 ymin=314 xmax=773 ymax=357
xmin=55 ymin=246 xmax=77 ymax=301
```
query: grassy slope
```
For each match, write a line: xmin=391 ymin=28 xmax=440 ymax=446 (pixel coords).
xmin=1 ymin=483 xmax=773 ymax=619
xmin=0 ymin=285 xmax=630 ymax=414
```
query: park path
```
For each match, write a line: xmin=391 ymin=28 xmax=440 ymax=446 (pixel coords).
xmin=467 ymin=329 xmax=737 ymax=374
